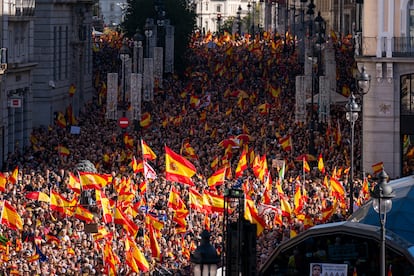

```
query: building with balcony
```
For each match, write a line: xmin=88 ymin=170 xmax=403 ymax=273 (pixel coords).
xmin=355 ymin=0 xmax=414 ymax=178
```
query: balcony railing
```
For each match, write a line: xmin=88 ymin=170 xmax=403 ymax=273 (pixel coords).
xmin=355 ymin=36 xmax=414 ymax=58
xmin=10 ymin=0 xmax=35 ymax=16
xmin=393 ymin=37 xmax=414 ymax=57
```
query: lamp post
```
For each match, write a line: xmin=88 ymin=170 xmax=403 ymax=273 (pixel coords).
xmin=144 ymin=18 xmax=153 ymax=58
xmin=371 ymin=170 xmax=395 ymax=276
xmin=354 ymin=66 xmax=371 ymax=179
xmin=133 ymin=30 xmax=144 ymax=74
xmin=237 ymin=5 xmax=242 ymax=36
xmin=252 ymin=1 xmax=256 ymax=35
xmin=216 ymin=13 xmax=222 ymax=34
xmin=190 ymin=229 xmax=220 ymax=276
xmin=119 ymin=40 xmax=130 ymax=116
xmin=247 ymin=2 xmax=251 ymax=35
xmin=346 ymin=93 xmax=360 ymax=214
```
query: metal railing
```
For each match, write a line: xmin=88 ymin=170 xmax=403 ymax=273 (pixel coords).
xmin=393 ymin=37 xmax=414 ymax=57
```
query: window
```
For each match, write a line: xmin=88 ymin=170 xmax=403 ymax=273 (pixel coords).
xmin=216 ymin=5 xmax=221 ymax=13
xmin=401 ymin=74 xmax=414 ymax=115
xmin=402 ymin=134 xmax=414 ymax=176
xmin=401 ymin=74 xmax=414 ymax=176
xmin=110 ymin=3 xmax=115 ymax=12
xmin=409 ymin=1 xmax=414 ymax=38
xmin=205 ymin=2 xmax=208 ymax=11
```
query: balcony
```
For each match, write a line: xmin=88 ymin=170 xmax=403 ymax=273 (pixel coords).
xmin=392 ymin=37 xmax=414 ymax=57
xmin=356 ymin=35 xmax=414 ymax=58
xmin=9 ymin=0 xmax=35 ymax=16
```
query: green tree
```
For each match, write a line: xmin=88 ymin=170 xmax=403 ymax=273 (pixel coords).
xmin=121 ymin=0 xmax=197 ymax=73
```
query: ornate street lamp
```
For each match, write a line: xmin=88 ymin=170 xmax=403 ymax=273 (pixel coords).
xmin=237 ymin=5 xmax=242 ymax=36
xmin=247 ymin=2 xmax=251 ymax=35
xmin=190 ymin=229 xmax=220 ymax=276
xmin=119 ymin=40 xmax=130 ymax=115
xmin=133 ymin=29 xmax=144 ymax=74
xmin=371 ymin=170 xmax=395 ymax=276
xmin=346 ymin=93 xmax=360 ymax=214
xmin=216 ymin=13 xmax=222 ymax=34
xmin=356 ymin=66 xmax=371 ymax=95
xmin=144 ymin=18 xmax=153 ymax=58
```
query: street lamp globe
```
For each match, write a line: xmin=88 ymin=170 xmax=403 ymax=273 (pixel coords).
xmin=371 ymin=170 xmax=394 ymax=214
xmin=371 ymin=170 xmax=395 ymax=276
xmin=345 ymin=94 xmax=360 ymax=122
xmin=133 ymin=29 xmax=144 ymax=47
xmin=190 ymin=230 xmax=220 ymax=276
xmin=356 ymin=66 xmax=371 ymax=95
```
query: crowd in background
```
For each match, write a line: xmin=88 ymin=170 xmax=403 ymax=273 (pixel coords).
xmin=0 ymin=30 xmax=375 ymax=275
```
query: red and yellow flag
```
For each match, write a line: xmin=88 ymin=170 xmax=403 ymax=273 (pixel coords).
xmin=9 ymin=166 xmax=19 ymax=185
xmin=244 ymin=197 xmax=266 ymax=236
xmin=165 ymin=145 xmax=196 ymax=186
xmin=235 ymin=149 xmax=248 ymax=179
xmin=303 ymin=157 xmax=310 ymax=173
xmin=79 ymin=172 xmax=112 ymax=190
xmin=188 ymin=187 xmax=204 ymax=211
xmin=318 ymin=154 xmax=326 ymax=174
xmin=207 ymin=167 xmax=226 ymax=188
xmin=74 ymin=206 xmax=94 ymax=223
xmin=67 ymin=172 xmax=81 ymax=194
xmin=372 ymin=161 xmax=384 ymax=175
xmin=141 ymin=139 xmax=157 ymax=160
xmin=140 ymin=112 xmax=151 ymax=128
xmin=279 ymin=135 xmax=292 ymax=151
xmin=1 ymin=201 xmax=23 ymax=231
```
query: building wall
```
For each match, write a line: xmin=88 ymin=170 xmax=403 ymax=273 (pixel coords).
xmin=32 ymin=0 xmax=94 ymax=128
xmin=359 ymin=0 xmax=414 ymax=178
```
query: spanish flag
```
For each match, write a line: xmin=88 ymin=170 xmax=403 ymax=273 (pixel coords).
xmin=67 ymin=172 xmax=81 ymax=194
xmin=0 ymin=173 xmax=7 ymax=192
xmin=140 ymin=112 xmax=151 ymax=129
xmin=58 ymin=145 xmax=70 ymax=156
xmin=9 ymin=166 xmax=19 ymax=185
xmin=235 ymin=149 xmax=248 ymax=179
xmin=258 ymin=103 xmax=270 ymax=115
xmin=244 ymin=197 xmax=266 ymax=236
xmin=207 ymin=167 xmax=226 ymax=188
xmin=56 ymin=112 xmax=67 ymax=128
xmin=303 ymin=157 xmax=310 ymax=173
xmin=68 ymin=83 xmax=76 ymax=96
xmin=165 ymin=145 xmax=196 ymax=186
xmin=372 ymin=161 xmax=384 ymax=175
xmin=141 ymin=139 xmax=157 ymax=160
xmin=318 ymin=154 xmax=326 ymax=174
xmin=279 ymin=135 xmax=292 ymax=151
xmin=1 ymin=200 xmax=23 ymax=231
xmin=79 ymin=172 xmax=112 ymax=190
xmin=74 ymin=205 xmax=94 ymax=223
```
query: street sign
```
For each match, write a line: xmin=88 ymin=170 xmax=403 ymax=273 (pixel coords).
xmin=118 ymin=117 xmax=129 ymax=128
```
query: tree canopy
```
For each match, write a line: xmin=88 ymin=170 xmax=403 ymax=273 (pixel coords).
xmin=121 ymin=0 xmax=197 ymax=73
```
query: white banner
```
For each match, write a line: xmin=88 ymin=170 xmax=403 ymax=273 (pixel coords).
xmin=295 ymin=75 xmax=306 ymax=123
xmin=318 ymin=76 xmax=330 ymax=123
xmin=153 ymin=47 xmax=163 ymax=82
xmin=130 ymin=73 xmax=142 ymax=121
xmin=143 ymin=58 xmax=154 ymax=102
xmin=309 ymin=263 xmax=347 ymax=276
xmin=165 ymin=24 xmax=174 ymax=73
xmin=106 ymin=73 xmax=118 ymax=120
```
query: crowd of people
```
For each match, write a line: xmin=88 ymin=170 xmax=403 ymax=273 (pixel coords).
xmin=0 ymin=29 xmax=375 ymax=275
